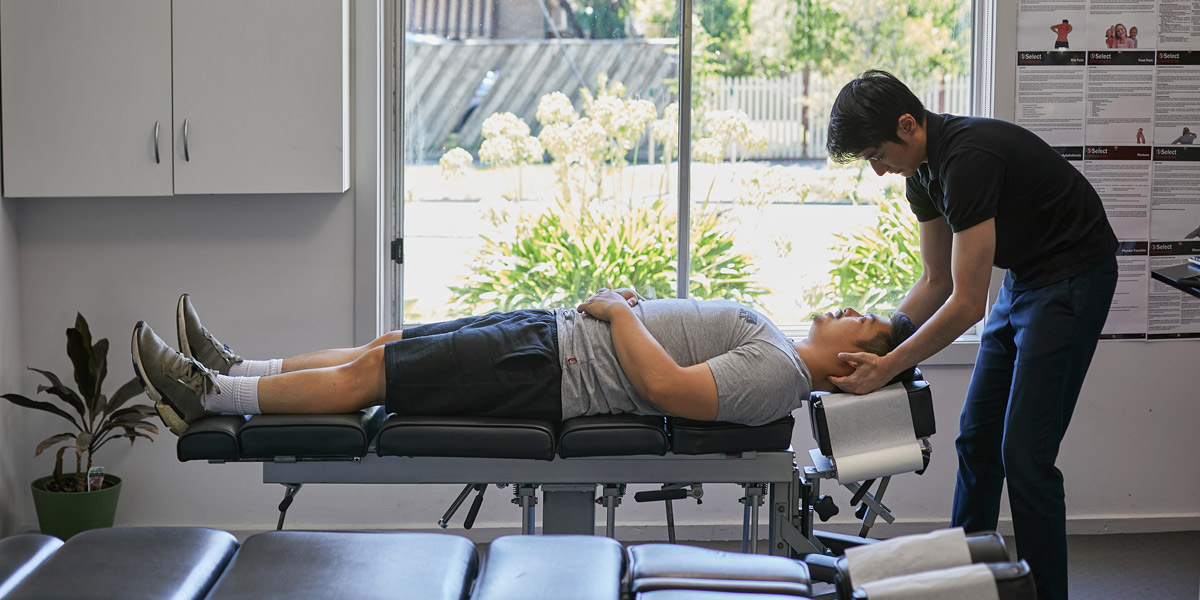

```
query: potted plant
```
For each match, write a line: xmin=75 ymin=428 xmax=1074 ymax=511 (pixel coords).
xmin=2 ymin=313 xmax=159 ymax=539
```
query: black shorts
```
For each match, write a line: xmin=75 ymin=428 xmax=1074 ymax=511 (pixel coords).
xmin=383 ymin=309 xmax=562 ymax=422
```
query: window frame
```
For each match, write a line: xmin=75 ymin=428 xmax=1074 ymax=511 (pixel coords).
xmin=374 ymin=0 xmax=1001 ymax=364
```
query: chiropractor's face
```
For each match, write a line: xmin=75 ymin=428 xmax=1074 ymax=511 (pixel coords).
xmin=860 ymin=113 xmax=926 ymax=178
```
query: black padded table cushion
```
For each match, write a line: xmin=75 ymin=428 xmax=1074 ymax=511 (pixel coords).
xmin=629 ymin=543 xmax=811 ymax=597
xmin=669 ymin=415 xmax=795 ymax=455
xmin=809 ymin=379 xmax=934 ymax=457
xmin=0 ymin=535 xmax=62 ymax=599
xmin=206 ymin=531 xmax=477 ymax=600
xmin=376 ymin=415 xmax=559 ymax=460
xmin=473 ymin=535 xmax=625 ymax=600
xmin=177 ymin=415 xmax=247 ymax=462
xmin=240 ymin=408 xmax=384 ymax=459
xmin=558 ymin=415 xmax=669 ymax=457
xmin=849 ymin=561 xmax=1035 ymax=600
xmin=2 ymin=527 xmax=237 ymax=600
xmin=834 ymin=532 xmax=1012 ymax=599
xmin=637 ymin=592 xmax=807 ymax=600
xmin=177 ymin=408 xmax=384 ymax=462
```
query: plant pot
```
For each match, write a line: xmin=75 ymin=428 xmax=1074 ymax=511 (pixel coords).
xmin=30 ymin=474 xmax=122 ymax=539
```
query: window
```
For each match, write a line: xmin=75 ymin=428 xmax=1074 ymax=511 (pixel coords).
xmin=394 ymin=0 xmax=974 ymax=333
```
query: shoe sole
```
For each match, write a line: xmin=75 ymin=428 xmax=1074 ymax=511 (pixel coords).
xmin=177 ymin=294 xmax=194 ymax=360
xmin=132 ymin=322 xmax=189 ymax=437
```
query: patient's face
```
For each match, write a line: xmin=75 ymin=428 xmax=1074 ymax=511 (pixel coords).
xmin=809 ymin=308 xmax=891 ymax=351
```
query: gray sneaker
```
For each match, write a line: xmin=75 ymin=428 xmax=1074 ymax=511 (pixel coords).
xmin=132 ymin=321 xmax=221 ymax=436
xmin=176 ymin=294 xmax=243 ymax=374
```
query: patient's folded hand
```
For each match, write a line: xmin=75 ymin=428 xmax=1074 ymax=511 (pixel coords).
xmin=577 ymin=289 xmax=636 ymax=321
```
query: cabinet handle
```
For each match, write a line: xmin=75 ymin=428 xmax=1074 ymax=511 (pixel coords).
xmin=154 ymin=121 xmax=161 ymax=164
xmin=183 ymin=119 xmax=190 ymax=162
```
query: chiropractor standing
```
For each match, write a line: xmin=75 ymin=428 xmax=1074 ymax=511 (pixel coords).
xmin=822 ymin=70 xmax=1118 ymax=600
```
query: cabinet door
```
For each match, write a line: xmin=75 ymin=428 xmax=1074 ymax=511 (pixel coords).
xmin=171 ymin=0 xmax=349 ymax=195
xmin=1 ymin=0 xmax=173 ymax=198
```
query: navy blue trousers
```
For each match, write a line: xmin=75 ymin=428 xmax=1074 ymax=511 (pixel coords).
xmin=951 ymin=257 xmax=1117 ymax=600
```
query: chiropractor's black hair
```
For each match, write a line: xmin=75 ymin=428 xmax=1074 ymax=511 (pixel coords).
xmin=854 ymin=311 xmax=917 ymax=357
xmin=826 ymin=70 xmax=926 ymax=164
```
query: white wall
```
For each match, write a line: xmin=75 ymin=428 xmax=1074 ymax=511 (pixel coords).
xmin=2 ymin=1 xmax=1197 ymax=541
xmin=0 ymin=198 xmax=27 ymax=537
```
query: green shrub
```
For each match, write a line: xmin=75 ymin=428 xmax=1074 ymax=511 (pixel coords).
xmin=814 ymin=199 xmax=922 ymax=314
xmin=447 ymin=196 xmax=766 ymax=315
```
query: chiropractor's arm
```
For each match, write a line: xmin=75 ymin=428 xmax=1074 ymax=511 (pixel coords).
xmin=577 ymin=289 xmax=719 ymax=420
xmin=831 ymin=219 xmax=995 ymax=394
xmin=897 ymin=217 xmax=955 ymax=326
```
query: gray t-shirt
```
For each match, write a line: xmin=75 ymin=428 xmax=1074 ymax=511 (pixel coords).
xmin=554 ymin=299 xmax=811 ymax=426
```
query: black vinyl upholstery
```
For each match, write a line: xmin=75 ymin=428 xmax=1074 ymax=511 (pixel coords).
xmin=629 ymin=543 xmax=810 ymax=596
xmin=669 ymin=416 xmax=795 ymax=455
xmin=834 ymin=532 xmax=1028 ymax=600
xmin=809 ymin=379 xmax=934 ymax=457
xmin=206 ymin=531 xmax=477 ymax=600
xmin=0 ymin=535 xmax=61 ymax=598
xmin=558 ymin=415 xmax=669 ymax=457
xmin=472 ymin=535 xmax=625 ymax=600
xmin=2 ymin=527 xmax=237 ymax=600
xmin=377 ymin=415 xmax=558 ymax=459
xmin=849 ymin=560 xmax=1036 ymax=600
xmin=0 ymin=527 xmax=1035 ymax=600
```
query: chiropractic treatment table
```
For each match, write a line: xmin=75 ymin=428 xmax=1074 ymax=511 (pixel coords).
xmin=2 ymin=369 xmax=1039 ymax=599
xmin=168 ymin=370 xmax=936 ymax=566
xmin=0 ymin=526 xmax=1035 ymax=599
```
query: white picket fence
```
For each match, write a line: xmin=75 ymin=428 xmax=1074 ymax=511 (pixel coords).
xmin=702 ymin=73 xmax=972 ymax=160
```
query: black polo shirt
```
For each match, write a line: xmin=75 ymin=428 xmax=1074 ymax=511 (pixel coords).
xmin=907 ymin=111 xmax=1117 ymax=290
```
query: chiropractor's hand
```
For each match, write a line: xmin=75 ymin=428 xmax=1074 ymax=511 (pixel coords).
xmin=828 ymin=352 xmax=896 ymax=395
xmin=577 ymin=288 xmax=640 ymax=322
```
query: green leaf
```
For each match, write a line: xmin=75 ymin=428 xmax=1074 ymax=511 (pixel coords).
xmin=28 ymin=368 xmax=86 ymax=419
xmin=105 ymin=377 xmax=146 ymax=417
xmin=2 ymin=392 xmax=80 ymax=429
xmin=92 ymin=337 xmax=110 ymax=408
xmin=35 ymin=433 xmax=75 ymax=456
xmin=66 ymin=324 xmax=98 ymax=406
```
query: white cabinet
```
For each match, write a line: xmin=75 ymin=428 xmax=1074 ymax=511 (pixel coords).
xmin=0 ymin=0 xmax=174 ymax=197
xmin=1 ymin=0 xmax=349 ymax=198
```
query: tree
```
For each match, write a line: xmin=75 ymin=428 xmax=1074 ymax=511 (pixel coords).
xmin=787 ymin=0 xmax=971 ymax=78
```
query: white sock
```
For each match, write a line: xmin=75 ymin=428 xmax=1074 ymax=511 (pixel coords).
xmin=228 ymin=358 xmax=282 ymax=377
xmin=203 ymin=375 xmax=261 ymax=415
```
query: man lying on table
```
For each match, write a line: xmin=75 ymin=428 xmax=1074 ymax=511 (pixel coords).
xmin=133 ymin=291 xmax=915 ymax=435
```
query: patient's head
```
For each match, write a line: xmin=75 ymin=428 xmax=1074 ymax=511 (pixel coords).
xmin=798 ymin=308 xmax=917 ymax=390
xmin=809 ymin=308 xmax=914 ymax=354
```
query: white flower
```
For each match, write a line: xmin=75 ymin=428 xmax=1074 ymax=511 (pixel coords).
xmin=652 ymin=103 xmax=679 ymax=149
xmin=693 ymin=137 xmax=725 ymax=163
xmin=587 ymin=96 xmax=624 ymax=136
xmin=568 ymin=118 xmax=608 ymax=164
xmin=707 ymin=109 xmax=763 ymax=151
xmin=536 ymin=92 xmax=577 ymax=125
xmin=608 ymin=99 xmax=657 ymax=150
xmin=538 ymin=122 xmax=572 ymax=160
xmin=479 ymin=136 xmax=516 ymax=166
xmin=628 ymin=99 xmax=658 ymax=124
xmin=482 ymin=112 xmax=530 ymax=140
xmin=517 ymin=136 xmax=545 ymax=163
xmin=439 ymin=147 xmax=473 ymax=180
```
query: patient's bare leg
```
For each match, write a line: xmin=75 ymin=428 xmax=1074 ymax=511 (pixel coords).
xmin=258 ymin=346 xmax=389 ymax=413
xmin=279 ymin=331 xmax=404 ymax=373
